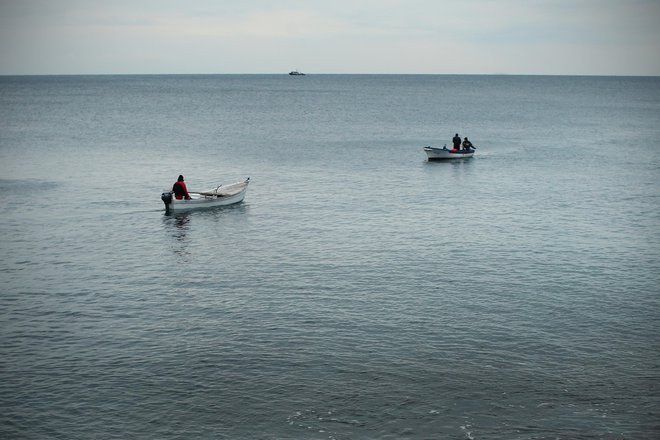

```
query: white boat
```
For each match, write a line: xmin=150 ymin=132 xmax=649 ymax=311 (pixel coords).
xmin=161 ymin=178 xmax=250 ymax=213
xmin=424 ymin=145 xmax=475 ymax=160
xmin=289 ymin=70 xmax=305 ymax=76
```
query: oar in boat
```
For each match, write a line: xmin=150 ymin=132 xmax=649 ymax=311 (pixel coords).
xmin=188 ymin=191 xmax=224 ymax=197
xmin=188 ymin=185 xmax=224 ymax=196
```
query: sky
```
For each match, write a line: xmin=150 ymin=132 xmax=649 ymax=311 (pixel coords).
xmin=1 ymin=0 xmax=659 ymax=76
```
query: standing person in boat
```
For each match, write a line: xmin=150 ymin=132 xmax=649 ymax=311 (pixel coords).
xmin=172 ymin=175 xmax=191 ymax=200
xmin=462 ymin=137 xmax=474 ymax=151
xmin=452 ymin=133 xmax=462 ymax=151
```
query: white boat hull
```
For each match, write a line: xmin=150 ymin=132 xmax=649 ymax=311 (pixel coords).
xmin=424 ymin=146 xmax=474 ymax=160
xmin=162 ymin=178 xmax=250 ymax=213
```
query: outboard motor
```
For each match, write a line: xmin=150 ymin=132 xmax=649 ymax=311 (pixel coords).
xmin=161 ymin=191 xmax=173 ymax=212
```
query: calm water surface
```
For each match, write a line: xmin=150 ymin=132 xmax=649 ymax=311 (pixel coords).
xmin=1 ymin=75 xmax=659 ymax=439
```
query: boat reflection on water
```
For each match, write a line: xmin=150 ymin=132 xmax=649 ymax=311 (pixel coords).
xmin=172 ymin=213 xmax=190 ymax=240
xmin=162 ymin=202 xmax=249 ymax=258
xmin=161 ymin=212 xmax=192 ymax=258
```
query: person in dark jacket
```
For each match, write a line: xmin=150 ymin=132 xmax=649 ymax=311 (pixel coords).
xmin=172 ymin=175 xmax=191 ymax=200
xmin=462 ymin=137 xmax=474 ymax=151
xmin=452 ymin=133 xmax=461 ymax=151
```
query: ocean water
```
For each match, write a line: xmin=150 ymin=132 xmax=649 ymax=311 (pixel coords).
xmin=0 ymin=74 xmax=659 ymax=440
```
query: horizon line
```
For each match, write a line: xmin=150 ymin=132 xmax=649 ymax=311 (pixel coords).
xmin=1 ymin=72 xmax=659 ymax=78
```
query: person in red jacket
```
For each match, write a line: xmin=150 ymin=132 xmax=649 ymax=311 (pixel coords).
xmin=172 ymin=175 xmax=191 ymax=200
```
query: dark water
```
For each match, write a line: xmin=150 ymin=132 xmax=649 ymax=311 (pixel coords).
xmin=1 ymin=74 xmax=659 ymax=439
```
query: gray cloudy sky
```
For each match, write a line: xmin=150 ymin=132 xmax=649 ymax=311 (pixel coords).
xmin=1 ymin=0 xmax=659 ymax=75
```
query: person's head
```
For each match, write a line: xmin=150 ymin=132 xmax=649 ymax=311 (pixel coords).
xmin=464 ymin=137 xmax=468 ymax=140
xmin=178 ymin=175 xmax=184 ymax=182
xmin=455 ymin=133 xmax=459 ymax=136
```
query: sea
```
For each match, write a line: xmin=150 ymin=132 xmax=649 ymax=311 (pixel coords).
xmin=0 ymin=74 xmax=659 ymax=440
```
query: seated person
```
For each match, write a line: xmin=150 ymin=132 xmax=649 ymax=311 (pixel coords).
xmin=172 ymin=175 xmax=191 ymax=200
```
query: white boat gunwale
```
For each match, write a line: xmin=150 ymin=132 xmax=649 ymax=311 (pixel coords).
xmin=424 ymin=145 xmax=475 ymax=160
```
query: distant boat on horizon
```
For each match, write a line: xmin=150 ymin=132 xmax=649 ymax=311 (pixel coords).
xmin=289 ymin=70 xmax=305 ymax=76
